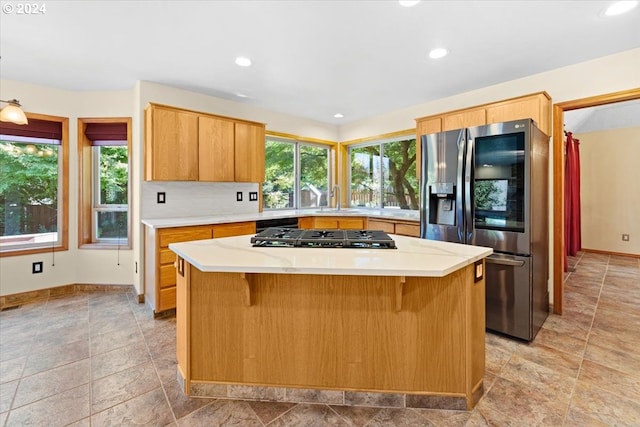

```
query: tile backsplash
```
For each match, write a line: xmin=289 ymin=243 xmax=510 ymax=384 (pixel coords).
xmin=141 ymin=181 xmax=259 ymax=219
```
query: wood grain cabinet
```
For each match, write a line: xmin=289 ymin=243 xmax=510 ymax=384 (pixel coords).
xmin=145 ymin=103 xmax=266 ymax=182
xmin=301 ymin=216 xmax=365 ymax=230
xmin=198 ymin=115 xmax=235 ymax=181
xmin=415 ymin=92 xmax=551 ymax=179
xmin=145 ymin=221 xmax=256 ymax=314
xmin=145 ymin=105 xmax=199 ymax=181
xmin=366 ymin=218 xmax=420 ymax=237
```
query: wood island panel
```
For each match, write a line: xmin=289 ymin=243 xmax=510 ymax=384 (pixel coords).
xmin=178 ymin=262 xmax=485 ymax=409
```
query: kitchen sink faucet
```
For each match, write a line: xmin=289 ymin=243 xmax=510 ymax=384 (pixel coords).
xmin=331 ymin=185 xmax=341 ymax=210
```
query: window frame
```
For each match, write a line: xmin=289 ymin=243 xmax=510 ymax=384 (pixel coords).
xmin=0 ymin=113 xmax=69 ymax=257
xmin=263 ymin=133 xmax=336 ymax=211
xmin=347 ymin=132 xmax=418 ymax=210
xmin=77 ymin=117 xmax=132 ymax=249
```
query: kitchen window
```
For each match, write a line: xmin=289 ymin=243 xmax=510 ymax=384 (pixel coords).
xmin=0 ymin=115 xmax=69 ymax=256
xmin=348 ymin=135 xmax=418 ymax=210
xmin=78 ymin=119 xmax=131 ymax=248
xmin=263 ymin=136 xmax=332 ymax=210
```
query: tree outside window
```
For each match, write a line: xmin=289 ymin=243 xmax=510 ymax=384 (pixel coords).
xmin=0 ymin=139 xmax=60 ymax=250
xmin=263 ymin=137 xmax=330 ymax=210
xmin=349 ymin=137 xmax=418 ymax=210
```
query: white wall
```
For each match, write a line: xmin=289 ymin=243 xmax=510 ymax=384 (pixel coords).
xmin=578 ymin=127 xmax=640 ymax=255
xmin=0 ymin=80 xmax=135 ymax=296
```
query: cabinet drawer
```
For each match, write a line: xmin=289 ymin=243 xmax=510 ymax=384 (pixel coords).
xmin=160 ymin=264 xmax=177 ymax=289
xmin=212 ymin=221 xmax=256 ymax=238
xmin=338 ymin=219 xmax=364 ymax=229
xmin=158 ymin=287 xmax=176 ymax=312
xmin=367 ymin=220 xmax=395 ymax=233
xmin=160 ymin=248 xmax=176 ymax=265
xmin=159 ymin=226 xmax=212 ymax=247
xmin=313 ymin=218 xmax=339 ymax=229
xmin=395 ymin=222 xmax=420 ymax=237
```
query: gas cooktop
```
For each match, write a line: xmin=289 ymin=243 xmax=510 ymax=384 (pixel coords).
xmin=250 ymin=227 xmax=396 ymax=249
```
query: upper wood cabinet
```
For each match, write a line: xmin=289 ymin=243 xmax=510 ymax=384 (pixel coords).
xmin=145 ymin=103 xmax=266 ymax=182
xmin=198 ymin=115 xmax=235 ymax=181
xmin=145 ymin=105 xmax=199 ymax=181
xmin=443 ymin=108 xmax=486 ymax=131
xmin=234 ymin=122 xmax=266 ymax=183
xmin=415 ymin=92 xmax=551 ymax=180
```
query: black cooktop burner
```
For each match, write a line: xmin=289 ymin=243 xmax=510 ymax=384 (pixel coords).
xmin=250 ymin=227 xmax=396 ymax=249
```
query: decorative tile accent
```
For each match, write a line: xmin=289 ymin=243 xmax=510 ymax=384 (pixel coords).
xmin=406 ymin=394 xmax=467 ymax=410
xmin=227 ymin=385 xmax=286 ymax=401
xmin=344 ymin=391 xmax=405 ymax=408
xmin=190 ymin=383 xmax=228 ymax=398
xmin=284 ymin=387 xmax=344 ymax=404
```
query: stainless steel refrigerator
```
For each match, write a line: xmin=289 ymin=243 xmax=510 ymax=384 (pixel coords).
xmin=419 ymin=118 xmax=549 ymax=341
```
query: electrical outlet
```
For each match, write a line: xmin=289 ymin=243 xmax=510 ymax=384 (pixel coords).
xmin=157 ymin=192 xmax=166 ymax=204
xmin=32 ymin=261 xmax=43 ymax=274
xmin=135 ymin=261 xmax=138 ymax=274
xmin=249 ymin=191 xmax=258 ymax=201
xmin=236 ymin=191 xmax=243 ymax=202
xmin=622 ymin=234 xmax=630 ymax=241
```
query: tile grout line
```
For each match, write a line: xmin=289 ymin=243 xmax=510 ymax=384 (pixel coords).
xmin=560 ymin=253 xmax=608 ymax=427
xmin=128 ymin=292 xmax=179 ymax=425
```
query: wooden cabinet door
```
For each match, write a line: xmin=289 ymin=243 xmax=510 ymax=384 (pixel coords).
xmin=313 ymin=217 xmax=339 ymax=229
xmin=156 ymin=225 xmax=212 ymax=311
xmin=416 ymin=117 xmax=442 ymax=181
xmin=298 ymin=217 xmax=314 ymax=229
xmin=199 ymin=115 xmax=235 ymax=181
xmin=395 ymin=222 xmax=420 ymax=237
xmin=367 ymin=219 xmax=395 ymax=233
xmin=337 ymin=218 xmax=364 ymax=229
xmin=443 ymin=108 xmax=486 ymax=131
xmin=486 ymin=93 xmax=551 ymax=135
xmin=235 ymin=122 xmax=265 ymax=182
xmin=146 ymin=106 xmax=199 ymax=181
xmin=212 ymin=221 xmax=256 ymax=238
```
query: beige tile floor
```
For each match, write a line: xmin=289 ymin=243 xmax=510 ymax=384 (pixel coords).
xmin=1 ymin=252 xmax=639 ymax=426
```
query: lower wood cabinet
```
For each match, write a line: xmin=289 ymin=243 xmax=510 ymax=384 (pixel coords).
xmin=299 ymin=216 xmax=365 ymax=230
xmin=145 ymin=221 xmax=255 ymax=314
xmin=366 ymin=218 xmax=420 ymax=237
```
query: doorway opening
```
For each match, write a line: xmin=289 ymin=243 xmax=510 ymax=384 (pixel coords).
xmin=552 ymin=88 xmax=640 ymax=314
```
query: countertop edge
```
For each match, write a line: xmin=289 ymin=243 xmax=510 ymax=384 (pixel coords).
xmin=142 ymin=209 xmax=419 ymax=229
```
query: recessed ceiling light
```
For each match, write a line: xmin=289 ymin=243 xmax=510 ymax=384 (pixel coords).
xmin=235 ymin=56 xmax=252 ymax=67
xmin=604 ymin=1 xmax=638 ymax=16
xmin=429 ymin=48 xmax=448 ymax=59
xmin=334 ymin=113 xmax=344 ymax=119
xmin=236 ymin=93 xmax=248 ymax=98
xmin=399 ymin=0 xmax=420 ymax=7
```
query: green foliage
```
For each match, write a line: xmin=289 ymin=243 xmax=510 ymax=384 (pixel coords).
xmin=0 ymin=141 xmax=59 ymax=235
xmin=350 ymin=139 xmax=418 ymax=209
xmin=98 ymin=146 xmax=128 ymax=204
xmin=474 ymin=180 xmax=501 ymax=209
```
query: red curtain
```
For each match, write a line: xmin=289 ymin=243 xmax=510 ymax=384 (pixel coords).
xmin=564 ymin=131 xmax=581 ymax=271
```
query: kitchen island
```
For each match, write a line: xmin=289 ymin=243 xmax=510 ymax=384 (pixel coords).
xmin=169 ymin=234 xmax=492 ymax=410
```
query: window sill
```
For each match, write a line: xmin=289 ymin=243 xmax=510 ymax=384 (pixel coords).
xmin=0 ymin=245 xmax=67 ymax=258
xmin=79 ymin=243 xmax=132 ymax=250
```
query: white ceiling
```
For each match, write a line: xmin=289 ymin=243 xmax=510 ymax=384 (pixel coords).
xmin=1 ymin=1 xmax=639 ymax=125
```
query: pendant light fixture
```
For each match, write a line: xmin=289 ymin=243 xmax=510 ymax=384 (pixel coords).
xmin=0 ymin=99 xmax=29 ymax=125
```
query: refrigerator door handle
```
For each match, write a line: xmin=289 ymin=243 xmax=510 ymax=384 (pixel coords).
xmin=464 ymin=133 xmax=474 ymax=244
xmin=486 ymin=255 xmax=526 ymax=267
xmin=456 ymin=131 xmax=466 ymax=243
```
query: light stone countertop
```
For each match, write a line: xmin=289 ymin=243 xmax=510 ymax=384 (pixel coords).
xmin=142 ymin=208 xmax=419 ymax=229
xmin=169 ymin=234 xmax=492 ymax=277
